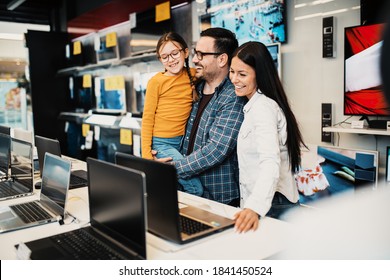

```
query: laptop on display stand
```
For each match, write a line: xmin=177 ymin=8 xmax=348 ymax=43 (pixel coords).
xmin=22 ymin=157 xmax=147 ymax=260
xmin=0 ymin=153 xmax=71 ymax=233
xmin=34 ymin=135 xmax=88 ymax=188
xmin=115 ymin=152 xmax=235 ymax=244
xmin=0 ymin=137 xmax=35 ymax=201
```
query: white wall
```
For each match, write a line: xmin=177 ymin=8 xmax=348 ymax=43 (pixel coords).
xmin=283 ymin=0 xmax=388 ymax=168
xmin=0 ymin=21 xmax=49 ymax=60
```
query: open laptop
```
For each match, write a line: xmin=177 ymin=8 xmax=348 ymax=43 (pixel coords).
xmin=35 ymin=135 xmax=88 ymax=188
xmin=0 ymin=125 xmax=11 ymax=136
xmin=0 ymin=133 xmax=11 ymax=180
xmin=115 ymin=152 xmax=235 ymax=244
xmin=0 ymin=137 xmax=34 ymax=201
xmin=22 ymin=157 xmax=147 ymax=260
xmin=0 ymin=153 xmax=71 ymax=233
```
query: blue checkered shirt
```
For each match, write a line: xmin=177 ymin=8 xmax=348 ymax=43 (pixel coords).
xmin=175 ymin=77 xmax=246 ymax=204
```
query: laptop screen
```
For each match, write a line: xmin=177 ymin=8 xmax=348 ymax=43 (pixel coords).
xmin=87 ymin=158 xmax=147 ymax=259
xmin=0 ymin=133 xmax=11 ymax=175
xmin=115 ymin=152 xmax=181 ymax=241
xmin=41 ymin=153 xmax=71 ymax=211
xmin=10 ymin=138 xmax=33 ymax=191
xmin=34 ymin=135 xmax=62 ymax=177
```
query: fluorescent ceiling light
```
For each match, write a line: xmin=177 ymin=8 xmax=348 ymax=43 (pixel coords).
xmin=7 ymin=0 xmax=27 ymax=11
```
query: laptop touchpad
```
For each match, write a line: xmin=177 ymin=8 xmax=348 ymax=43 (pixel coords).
xmin=0 ymin=209 xmax=16 ymax=221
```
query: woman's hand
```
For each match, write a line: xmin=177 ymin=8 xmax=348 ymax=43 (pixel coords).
xmin=234 ymin=208 xmax=260 ymax=233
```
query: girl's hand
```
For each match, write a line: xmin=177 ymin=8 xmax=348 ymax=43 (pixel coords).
xmin=234 ymin=208 xmax=260 ymax=233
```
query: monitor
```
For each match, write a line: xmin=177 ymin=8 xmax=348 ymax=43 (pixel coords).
xmin=69 ymin=75 xmax=95 ymax=113
xmin=133 ymin=71 xmax=159 ymax=113
xmin=266 ymin=42 xmax=282 ymax=79
xmin=95 ymin=76 xmax=127 ymax=113
xmin=344 ymin=23 xmax=390 ymax=116
xmin=297 ymin=145 xmax=379 ymax=206
xmin=200 ymin=0 xmax=287 ymax=45
xmin=96 ymin=32 xmax=120 ymax=64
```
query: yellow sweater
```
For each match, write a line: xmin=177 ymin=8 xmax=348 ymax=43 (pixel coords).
xmin=141 ymin=69 xmax=195 ymax=159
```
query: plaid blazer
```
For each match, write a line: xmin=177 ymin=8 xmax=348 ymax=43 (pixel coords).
xmin=175 ymin=77 xmax=246 ymax=204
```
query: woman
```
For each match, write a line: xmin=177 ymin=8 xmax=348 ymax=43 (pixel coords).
xmin=229 ymin=41 xmax=306 ymax=233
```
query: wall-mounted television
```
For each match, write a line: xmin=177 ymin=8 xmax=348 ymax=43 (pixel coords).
xmin=201 ymin=0 xmax=287 ymax=45
xmin=297 ymin=145 xmax=379 ymax=206
xmin=344 ymin=23 xmax=390 ymax=116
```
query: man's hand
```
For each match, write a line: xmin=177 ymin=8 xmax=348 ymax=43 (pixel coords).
xmin=151 ymin=150 xmax=173 ymax=163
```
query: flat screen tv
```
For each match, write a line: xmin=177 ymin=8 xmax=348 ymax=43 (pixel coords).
xmin=266 ymin=42 xmax=281 ymax=78
xmin=201 ymin=0 xmax=287 ymax=45
xmin=297 ymin=145 xmax=379 ymax=206
xmin=344 ymin=23 xmax=390 ymax=116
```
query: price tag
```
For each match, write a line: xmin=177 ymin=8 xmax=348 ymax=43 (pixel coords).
xmin=106 ymin=32 xmax=117 ymax=48
xmin=156 ymin=1 xmax=171 ymax=22
xmin=73 ymin=41 xmax=82 ymax=55
xmin=82 ymin=74 xmax=92 ymax=88
xmin=105 ymin=76 xmax=125 ymax=90
xmin=82 ymin=124 xmax=90 ymax=137
xmin=120 ymin=129 xmax=132 ymax=146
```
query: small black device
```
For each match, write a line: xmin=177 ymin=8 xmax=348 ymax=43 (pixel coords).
xmin=321 ymin=103 xmax=333 ymax=143
xmin=386 ymin=146 xmax=390 ymax=183
xmin=323 ymin=16 xmax=335 ymax=58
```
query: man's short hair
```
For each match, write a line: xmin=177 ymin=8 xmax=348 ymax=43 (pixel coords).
xmin=200 ymin=27 xmax=238 ymax=65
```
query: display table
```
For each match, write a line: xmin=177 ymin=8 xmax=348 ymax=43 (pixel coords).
xmin=0 ymin=158 xmax=292 ymax=260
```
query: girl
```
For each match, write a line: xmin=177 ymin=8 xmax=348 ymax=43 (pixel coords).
xmin=141 ymin=32 xmax=203 ymax=196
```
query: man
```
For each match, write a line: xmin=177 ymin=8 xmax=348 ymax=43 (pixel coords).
xmin=157 ymin=28 xmax=246 ymax=206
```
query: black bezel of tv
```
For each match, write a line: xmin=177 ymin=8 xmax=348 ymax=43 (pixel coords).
xmin=386 ymin=146 xmax=390 ymax=183
xmin=343 ymin=22 xmax=390 ymax=117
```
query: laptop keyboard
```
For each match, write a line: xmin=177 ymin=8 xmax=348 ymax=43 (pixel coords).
xmin=50 ymin=229 xmax=127 ymax=260
xmin=70 ymin=174 xmax=87 ymax=186
xmin=0 ymin=182 xmax=20 ymax=197
xmin=179 ymin=215 xmax=212 ymax=235
xmin=10 ymin=202 xmax=52 ymax=224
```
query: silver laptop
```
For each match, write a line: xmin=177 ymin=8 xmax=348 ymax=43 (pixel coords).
xmin=0 ymin=137 xmax=34 ymax=201
xmin=115 ymin=152 xmax=235 ymax=244
xmin=22 ymin=157 xmax=147 ymax=260
xmin=0 ymin=153 xmax=71 ymax=233
xmin=0 ymin=133 xmax=11 ymax=180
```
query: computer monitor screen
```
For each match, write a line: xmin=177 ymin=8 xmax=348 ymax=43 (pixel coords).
xmin=95 ymin=76 xmax=127 ymax=112
xmin=297 ymin=145 xmax=379 ymax=206
xmin=69 ymin=76 xmax=95 ymax=113
xmin=266 ymin=42 xmax=281 ymax=78
xmin=201 ymin=0 xmax=287 ymax=45
xmin=133 ymin=71 xmax=159 ymax=113
xmin=96 ymin=33 xmax=120 ymax=63
xmin=344 ymin=23 xmax=390 ymax=116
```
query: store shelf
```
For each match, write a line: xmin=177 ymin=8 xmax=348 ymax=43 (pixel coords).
xmin=56 ymin=52 xmax=157 ymax=76
xmin=323 ymin=126 xmax=390 ymax=136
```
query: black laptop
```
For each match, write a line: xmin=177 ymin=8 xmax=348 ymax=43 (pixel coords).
xmin=115 ymin=152 xmax=235 ymax=244
xmin=35 ymin=135 xmax=88 ymax=188
xmin=0 ymin=137 xmax=34 ymax=201
xmin=22 ymin=157 xmax=147 ymax=260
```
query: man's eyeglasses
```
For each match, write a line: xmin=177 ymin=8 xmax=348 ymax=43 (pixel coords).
xmin=159 ymin=49 xmax=183 ymax=63
xmin=192 ymin=49 xmax=223 ymax=61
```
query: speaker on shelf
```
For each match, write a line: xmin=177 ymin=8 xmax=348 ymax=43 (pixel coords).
xmin=321 ymin=103 xmax=333 ymax=143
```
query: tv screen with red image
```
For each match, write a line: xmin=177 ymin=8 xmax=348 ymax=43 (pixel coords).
xmin=344 ymin=23 xmax=390 ymax=116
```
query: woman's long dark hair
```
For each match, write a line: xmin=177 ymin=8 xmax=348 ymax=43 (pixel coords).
xmin=156 ymin=32 xmax=198 ymax=101
xmin=232 ymin=41 xmax=306 ymax=172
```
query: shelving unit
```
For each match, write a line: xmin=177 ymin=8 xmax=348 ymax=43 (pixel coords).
xmin=323 ymin=126 xmax=390 ymax=136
